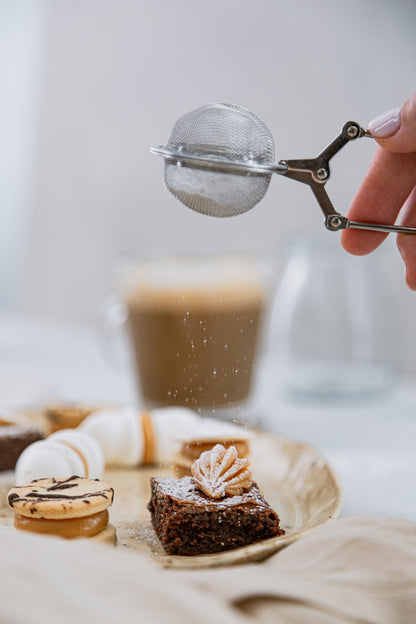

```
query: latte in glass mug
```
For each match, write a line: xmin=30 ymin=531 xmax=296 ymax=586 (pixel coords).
xmin=116 ymin=254 xmax=272 ymax=411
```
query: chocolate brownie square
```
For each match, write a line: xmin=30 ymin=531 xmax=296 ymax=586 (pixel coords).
xmin=0 ymin=425 xmax=44 ymax=471
xmin=147 ymin=476 xmax=284 ymax=556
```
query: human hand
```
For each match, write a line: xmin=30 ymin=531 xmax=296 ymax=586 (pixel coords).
xmin=341 ymin=91 xmax=416 ymax=289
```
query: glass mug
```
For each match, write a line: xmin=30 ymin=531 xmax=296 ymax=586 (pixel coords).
xmin=270 ymin=240 xmax=399 ymax=401
xmin=103 ymin=252 xmax=276 ymax=418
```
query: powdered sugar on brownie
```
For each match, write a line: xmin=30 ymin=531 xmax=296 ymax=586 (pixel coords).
xmin=154 ymin=476 xmax=268 ymax=508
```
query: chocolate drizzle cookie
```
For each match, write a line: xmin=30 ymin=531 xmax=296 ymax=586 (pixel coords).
xmin=8 ymin=476 xmax=116 ymax=543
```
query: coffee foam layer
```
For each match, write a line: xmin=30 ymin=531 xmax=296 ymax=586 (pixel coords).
xmin=124 ymin=285 xmax=265 ymax=311
xmin=117 ymin=256 xmax=269 ymax=311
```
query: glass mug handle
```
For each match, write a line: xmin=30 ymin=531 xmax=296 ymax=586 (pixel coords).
xmin=98 ymin=294 xmax=131 ymax=369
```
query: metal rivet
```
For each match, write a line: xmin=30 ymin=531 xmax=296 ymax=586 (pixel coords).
xmin=317 ymin=168 xmax=328 ymax=180
xmin=347 ymin=125 xmax=359 ymax=138
xmin=329 ymin=216 xmax=342 ymax=229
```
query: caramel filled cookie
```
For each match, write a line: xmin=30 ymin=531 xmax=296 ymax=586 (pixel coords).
xmin=8 ymin=476 xmax=116 ymax=544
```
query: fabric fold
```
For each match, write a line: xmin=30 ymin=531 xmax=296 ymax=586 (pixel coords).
xmin=1 ymin=516 xmax=415 ymax=624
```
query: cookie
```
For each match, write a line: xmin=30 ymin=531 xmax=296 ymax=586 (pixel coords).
xmin=173 ymin=439 xmax=250 ymax=478
xmin=80 ymin=407 xmax=146 ymax=467
xmin=80 ymin=405 xmax=251 ymax=472
xmin=44 ymin=403 xmax=101 ymax=434
xmin=8 ymin=476 xmax=113 ymax=519
xmin=180 ymin=438 xmax=249 ymax=462
xmin=7 ymin=476 xmax=115 ymax=542
xmin=15 ymin=430 xmax=104 ymax=485
xmin=0 ymin=421 xmax=45 ymax=471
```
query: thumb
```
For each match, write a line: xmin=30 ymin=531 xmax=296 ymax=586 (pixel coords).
xmin=368 ymin=91 xmax=416 ymax=153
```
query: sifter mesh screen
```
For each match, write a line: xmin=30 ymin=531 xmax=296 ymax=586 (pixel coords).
xmin=163 ymin=103 xmax=275 ymax=217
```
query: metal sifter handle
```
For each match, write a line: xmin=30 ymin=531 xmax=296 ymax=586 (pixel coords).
xmin=279 ymin=121 xmax=416 ymax=235
xmin=326 ymin=215 xmax=416 ymax=234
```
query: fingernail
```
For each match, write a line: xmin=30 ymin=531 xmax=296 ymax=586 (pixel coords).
xmin=368 ymin=106 xmax=401 ymax=138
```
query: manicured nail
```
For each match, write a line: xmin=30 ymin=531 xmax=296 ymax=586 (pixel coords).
xmin=368 ymin=106 xmax=401 ymax=138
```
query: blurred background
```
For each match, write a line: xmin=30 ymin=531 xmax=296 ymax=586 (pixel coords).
xmin=1 ymin=0 xmax=416 ymax=377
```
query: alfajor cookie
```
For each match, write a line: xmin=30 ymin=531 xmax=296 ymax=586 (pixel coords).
xmin=80 ymin=407 xmax=145 ymax=467
xmin=80 ymin=405 xmax=251 ymax=471
xmin=8 ymin=476 xmax=116 ymax=544
xmin=150 ymin=408 xmax=252 ymax=477
xmin=173 ymin=439 xmax=250 ymax=478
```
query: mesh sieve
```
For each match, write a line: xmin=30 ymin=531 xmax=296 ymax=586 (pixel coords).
xmin=160 ymin=103 xmax=277 ymax=217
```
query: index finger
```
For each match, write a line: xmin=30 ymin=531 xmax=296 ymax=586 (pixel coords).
xmin=341 ymin=146 xmax=416 ymax=255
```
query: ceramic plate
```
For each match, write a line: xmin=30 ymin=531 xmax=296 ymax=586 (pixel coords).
xmin=0 ymin=429 xmax=343 ymax=569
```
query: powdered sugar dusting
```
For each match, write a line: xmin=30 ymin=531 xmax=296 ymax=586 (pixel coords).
xmin=154 ymin=476 xmax=268 ymax=508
